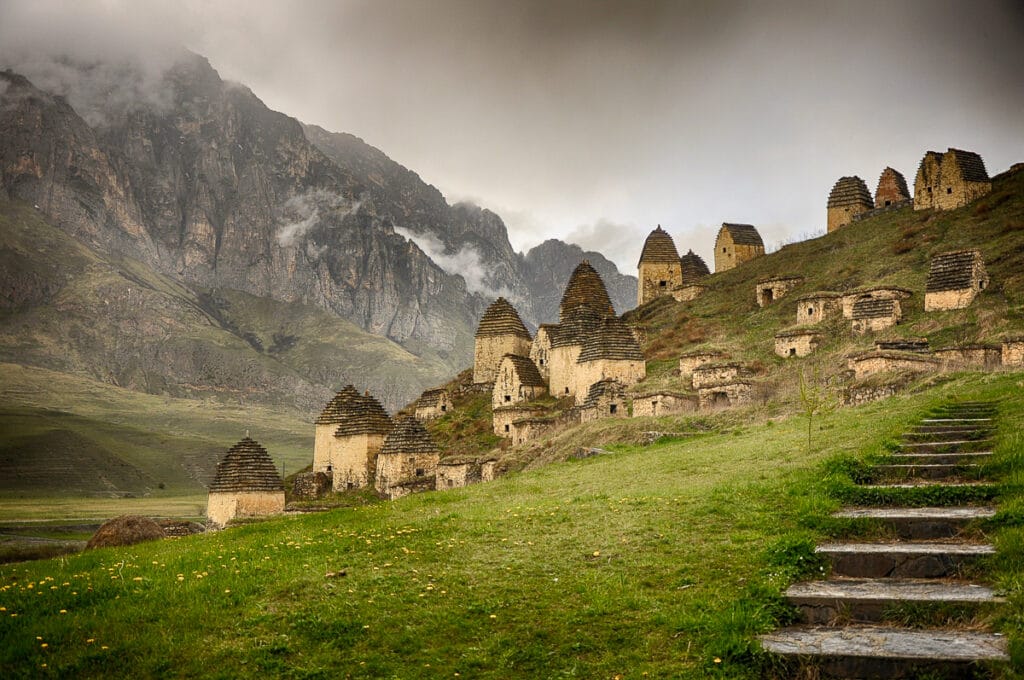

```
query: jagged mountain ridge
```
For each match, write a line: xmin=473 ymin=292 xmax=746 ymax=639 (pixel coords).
xmin=0 ymin=50 xmax=635 ymax=414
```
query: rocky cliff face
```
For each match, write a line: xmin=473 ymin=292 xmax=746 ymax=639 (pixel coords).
xmin=523 ymin=240 xmax=637 ymax=321
xmin=0 ymin=51 xmax=636 ymax=410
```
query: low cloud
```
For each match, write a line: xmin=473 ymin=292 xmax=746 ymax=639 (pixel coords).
xmin=276 ymin=189 xmax=363 ymax=249
xmin=394 ymin=226 xmax=515 ymax=301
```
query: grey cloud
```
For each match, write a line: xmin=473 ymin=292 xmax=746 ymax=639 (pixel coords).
xmin=394 ymin=226 xmax=517 ymax=301
xmin=276 ymin=190 xmax=364 ymax=248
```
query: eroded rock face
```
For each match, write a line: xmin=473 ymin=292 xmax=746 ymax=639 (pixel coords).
xmin=0 ymin=59 xmax=485 ymax=356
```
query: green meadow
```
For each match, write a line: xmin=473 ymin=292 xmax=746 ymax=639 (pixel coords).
xmin=2 ymin=372 xmax=1022 ymax=678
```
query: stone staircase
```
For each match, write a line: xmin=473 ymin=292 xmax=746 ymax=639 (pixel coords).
xmin=760 ymin=401 xmax=1009 ymax=678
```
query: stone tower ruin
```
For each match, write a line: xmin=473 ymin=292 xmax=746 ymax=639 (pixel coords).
xmin=637 ymin=225 xmax=683 ymax=306
xmin=573 ymin=316 xmax=646 ymax=404
xmin=547 ymin=260 xmax=617 ymax=398
xmin=874 ymin=167 xmax=910 ymax=208
xmin=714 ymin=223 xmax=764 ymax=273
xmin=826 ymin=176 xmax=873 ymax=232
xmin=914 ymin=148 xmax=991 ymax=211
xmin=472 ymin=297 xmax=533 ymax=384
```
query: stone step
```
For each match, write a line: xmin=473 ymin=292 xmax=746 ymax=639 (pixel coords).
xmin=786 ymin=578 xmax=1004 ymax=624
xmin=759 ymin=626 xmax=1008 ymax=678
xmin=871 ymin=464 xmax=982 ymax=481
xmin=832 ymin=506 xmax=996 ymax=539
xmin=921 ymin=418 xmax=993 ymax=424
xmin=902 ymin=429 xmax=992 ymax=441
xmin=887 ymin=451 xmax=992 ymax=466
xmin=898 ymin=439 xmax=993 ymax=452
xmin=817 ymin=542 xmax=995 ymax=578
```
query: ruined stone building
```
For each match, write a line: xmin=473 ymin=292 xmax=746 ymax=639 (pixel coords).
xmin=637 ymin=225 xmax=683 ymax=306
xmin=374 ymin=417 xmax=440 ymax=500
xmin=714 ymin=223 xmax=764 ymax=273
xmin=826 ymin=176 xmax=873 ymax=232
xmin=841 ymin=288 xmax=912 ymax=320
xmin=875 ymin=167 xmax=911 ymax=208
xmin=914 ymin=148 xmax=991 ymax=211
xmin=414 ymin=389 xmax=451 ymax=421
xmin=924 ymin=249 xmax=989 ymax=311
xmin=492 ymin=354 xmax=547 ymax=409
xmin=678 ymin=350 xmax=729 ymax=377
xmin=632 ymin=391 xmax=697 ymax=417
xmin=579 ymin=379 xmax=628 ymax=423
xmin=1003 ymin=338 xmax=1024 ymax=367
xmin=847 ymin=351 xmax=938 ymax=379
xmin=473 ymin=297 xmax=532 ymax=384
xmin=493 ymin=404 xmax=545 ymax=437
xmin=206 ymin=437 xmax=285 ymax=528
xmin=313 ymin=386 xmax=393 ymax=491
xmin=756 ymin=276 xmax=804 ymax=307
xmin=933 ymin=345 xmax=1002 ymax=371
xmin=697 ymin=381 xmax=752 ymax=410
xmin=795 ymin=292 xmax=843 ymax=325
xmin=774 ymin=328 xmax=823 ymax=358
xmin=437 ymin=457 xmax=481 ymax=490
xmin=850 ymin=295 xmax=905 ymax=334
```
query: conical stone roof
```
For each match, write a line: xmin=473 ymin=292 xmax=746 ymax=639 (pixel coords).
xmin=582 ymin=379 xmax=626 ymax=409
xmin=559 ymin=260 xmax=615 ymax=323
xmin=577 ymin=317 xmax=645 ymax=363
xmin=680 ymin=249 xmax=710 ymax=283
xmin=475 ymin=297 xmax=531 ymax=340
xmin=208 ymin=437 xmax=284 ymax=493
xmin=874 ymin=167 xmax=910 ymax=206
xmin=379 ymin=417 xmax=440 ymax=456
xmin=827 ymin=176 xmax=873 ymax=208
xmin=316 ymin=385 xmax=362 ymax=424
xmin=550 ymin=304 xmax=605 ymax=348
xmin=638 ymin=225 xmax=680 ymax=265
xmin=333 ymin=390 xmax=393 ymax=437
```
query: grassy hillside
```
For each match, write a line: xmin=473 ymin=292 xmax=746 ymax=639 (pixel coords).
xmin=1 ymin=373 xmax=1021 ymax=678
xmin=0 ymin=199 xmax=462 ymax=415
xmin=630 ymin=167 xmax=1024 ymax=371
xmin=0 ymin=363 xmax=311 ymax=507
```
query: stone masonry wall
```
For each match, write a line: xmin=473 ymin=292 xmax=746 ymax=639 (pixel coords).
xmin=573 ymin=359 xmax=646 ymax=406
xmin=207 ymin=490 xmax=285 ymax=527
xmin=1003 ymin=340 xmax=1024 ymax=367
xmin=375 ymin=451 xmax=439 ymax=497
xmin=679 ymin=352 xmax=728 ymax=376
xmin=632 ymin=393 xmax=697 ymax=417
xmin=697 ymin=382 xmax=751 ymax=410
xmin=473 ymin=335 xmax=532 ymax=384
xmin=330 ymin=433 xmax=386 ymax=491
xmin=796 ymin=296 xmax=841 ymax=325
xmin=671 ymin=284 xmax=706 ymax=302
xmin=549 ymin=344 xmax=583 ymax=398
xmin=638 ymin=261 xmax=682 ymax=306
xmin=691 ymin=363 xmax=740 ymax=389
xmin=775 ymin=333 xmax=821 ymax=358
xmin=529 ymin=328 xmax=553 ymax=383
xmin=849 ymin=354 xmax=938 ymax=379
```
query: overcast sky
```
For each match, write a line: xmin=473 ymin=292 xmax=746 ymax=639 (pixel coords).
xmin=2 ymin=0 xmax=1022 ymax=272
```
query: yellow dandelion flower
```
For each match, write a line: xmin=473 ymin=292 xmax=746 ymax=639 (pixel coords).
xmin=101 ymin=645 xmax=109 ymax=650
xmin=59 ymin=609 xmax=67 ymax=614
xmin=87 ymin=639 xmax=95 ymax=644
xmin=40 ymin=643 xmax=48 ymax=648
xmin=489 ymin=614 xmax=497 ymax=619
xmin=713 ymin=657 xmax=722 ymax=664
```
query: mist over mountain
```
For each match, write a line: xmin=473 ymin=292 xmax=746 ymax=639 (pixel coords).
xmin=0 ymin=49 xmax=635 ymax=411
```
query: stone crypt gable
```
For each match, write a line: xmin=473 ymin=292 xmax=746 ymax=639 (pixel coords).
xmin=492 ymin=354 xmax=547 ymax=409
xmin=473 ymin=297 xmax=532 ymax=384
xmin=313 ymin=386 xmax=393 ymax=492
xmin=207 ymin=437 xmax=285 ymax=528
xmin=714 ymin=223 xmax=764 ymax=273
xmin=375 ymin=417 xmax=441 ymax=500
xmin=637 ymin=225 xmax=682 ymax=306
xmin=875 ymin=167 xmax=911 ymax=209
xmin=826 ymin=176 xmax=873 ymax=232
xmin=680 ymin=249 xmax=711 ymax=284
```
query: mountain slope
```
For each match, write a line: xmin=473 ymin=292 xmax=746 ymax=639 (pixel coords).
xmin=0 ymin=200 xmax=456 ymax=413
